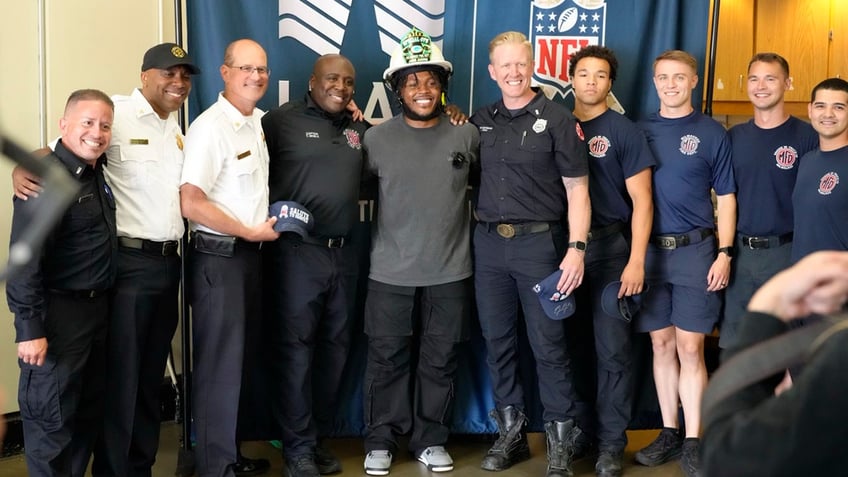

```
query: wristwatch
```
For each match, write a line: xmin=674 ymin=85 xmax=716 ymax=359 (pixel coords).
xmin=568 ymin=241 xmax=587 ymax=251
xmin=718 ymin=246 xmax=735 ymax=258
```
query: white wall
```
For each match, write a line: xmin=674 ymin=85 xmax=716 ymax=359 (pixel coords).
xmin=0 ymin=0 xmax=181 ymax=414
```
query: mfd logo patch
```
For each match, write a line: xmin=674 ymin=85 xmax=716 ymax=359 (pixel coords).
xmin=773 ymin=145 xmax=798 ymax=170
xmin=818 ymin=172 xmax=840 ymax=195
xmin=529 ymin=0 xmax=607 ymax=99
xmin=344 ymin=128 xmax=361 ymax=150
xmin=679 ymin=134 xmax=700 ymax=156
xmin=588 ymin=135 xmax=610 ymax=158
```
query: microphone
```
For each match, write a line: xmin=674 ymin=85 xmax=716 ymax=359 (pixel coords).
xmin=0 ymin=134 xmax=80 ymax=281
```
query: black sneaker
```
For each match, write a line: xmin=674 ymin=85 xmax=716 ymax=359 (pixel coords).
xmin=286 ymin=454 xmax=320 ymax=477
xmin=679 ymin=438 xmax=701 ymax=477
xmin=634 ymin=427 xmax=683 ymax=466
xmin=234 ymin=456 xmax=270 ymax=476
xmin=594 ymin=450 xmax=623 ymax=477
xmin=316 ymin=445 xmax=341 ymax=474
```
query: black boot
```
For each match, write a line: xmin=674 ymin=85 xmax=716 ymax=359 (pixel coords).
xmin=480 ymin=406 xmax=531 ymax=471
xmin=544 ymin=419 xmax=583 ymax=477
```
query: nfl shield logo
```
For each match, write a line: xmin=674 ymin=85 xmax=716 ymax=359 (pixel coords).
xmin=529 ymin=0 xmax=607 ymax=99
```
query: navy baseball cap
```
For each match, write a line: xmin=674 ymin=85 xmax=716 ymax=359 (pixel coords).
xmin=269 ymin=201 xmax=313 ymax=237
xmin=533 ymin=270 xmax=576 ymax=320
xmin=601 ymin=281 xmax=650 ymax=322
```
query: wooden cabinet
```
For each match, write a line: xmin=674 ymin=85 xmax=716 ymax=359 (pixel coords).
xmin=709 ymin=0 xmax=755 ymax=102
xmin=756 ymin=0 xmax=830 ymax=102
xmin=705 ymin=0 xmax=844 ymax=114
xmin=831 ymin=0 xmax=848 ymax=79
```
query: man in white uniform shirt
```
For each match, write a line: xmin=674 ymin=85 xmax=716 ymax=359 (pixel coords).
xmin=179 ymin=38 xmax=279 ymax=477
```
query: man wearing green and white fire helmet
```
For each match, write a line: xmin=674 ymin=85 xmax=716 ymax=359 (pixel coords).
xmin=360 ymin=27 xmax=480 ymax=476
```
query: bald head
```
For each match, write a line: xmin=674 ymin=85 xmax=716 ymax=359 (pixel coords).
xmin=309 ymin=54 xmax=355 ymax=115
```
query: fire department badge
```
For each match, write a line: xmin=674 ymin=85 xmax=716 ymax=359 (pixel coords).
xmin=773 ymin=145 xmax=798 ymax=170
xmin=679 ymin=134 xmax=700 ymax=156
xmin=588 ymin=135 xmax=610 ymax=158
xmin=529 ymin=0 xmax=607 ymax=99
xmin=818 ymin=172 xmax=839 ymax=195
xmin=344 ymin=128 xmax=361 ymax=150
xmin=532 ymin=118 xmax=548 ymax=133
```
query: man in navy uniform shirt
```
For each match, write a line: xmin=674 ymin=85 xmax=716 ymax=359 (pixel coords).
xmin=8 ymin=89 xmax=117 ymax=477
xmin=791 ymin=77 xmax=848 ymax=261
xmin=471 ymin=31 xmax=591 ymax=477
xmin=722 ymin=53 xmax=818 ymax=349
xmin=635 ymin=50 xmax=736 ymax=477
xmin=569 ymin=45 xmax=655 ymax=477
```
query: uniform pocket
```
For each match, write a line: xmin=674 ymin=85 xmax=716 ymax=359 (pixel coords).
xmin=18 ymin=357 xmax=62 ymax=429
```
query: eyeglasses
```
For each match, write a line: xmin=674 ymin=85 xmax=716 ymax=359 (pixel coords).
xmin=228 ymin=64 xmax=270 ymax=76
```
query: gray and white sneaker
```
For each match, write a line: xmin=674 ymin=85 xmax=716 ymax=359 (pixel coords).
xmin=364 ymin=450 xmax=393 ymax=476
xmin=417 ymin=446 xmax=454 ymax=472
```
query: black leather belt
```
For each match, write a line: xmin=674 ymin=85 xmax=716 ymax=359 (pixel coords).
xmin=588 ymin=222 xmax=625 ymax=241
xmin=119 ymin=237 xmax=179 ymax=256
xmin=739 ymin=232 xmax=793 ymax=249
xmin=49 ymin=288 xmax=109 ymax=299
xmin=480 ymin=221 xmax=553 ymax=239
xmin=652 ymin=228 xmax=714 ymax=250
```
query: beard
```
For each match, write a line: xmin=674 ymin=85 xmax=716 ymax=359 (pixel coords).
xmin=401 ymin=101 xmax=443 ymax=122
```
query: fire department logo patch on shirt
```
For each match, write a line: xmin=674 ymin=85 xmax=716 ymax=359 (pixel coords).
xmin=344 ymin=128 xmax=361 ymax=150
xmin=587 ymin=135 xmax=610 ymax=158
xmin=773 ymin=145 xmax=798 ymax=170
xmin=818 ymin=172 xmax=840 ymax=195
xmin=679 ymin=134 xmax=700 ymax=156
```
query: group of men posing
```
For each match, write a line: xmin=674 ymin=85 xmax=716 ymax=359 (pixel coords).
xmin=7 ymin=24 xmax=848 ymax=477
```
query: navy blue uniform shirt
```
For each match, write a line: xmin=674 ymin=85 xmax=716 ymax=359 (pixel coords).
xmin=730 ymin=116 xmax=818 ymax=237
xmin=580 ymin=109 xmax=656 ymax=228
xmin=471 ymin=90 xmax=588 ymax=223
xmin=262 ymin=94 xmax=370 ymax=238
xmin=7 ymin=139 xmax=117 ymax=342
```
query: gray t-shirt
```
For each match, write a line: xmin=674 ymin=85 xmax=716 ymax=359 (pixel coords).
xmin=363 ymin=114 xmax=480 ymax=286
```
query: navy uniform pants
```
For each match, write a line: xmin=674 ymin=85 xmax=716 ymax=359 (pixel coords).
xmin=92 ymin=246 xmax=180 ymax=477
xmin=189 ymin=242 xmax=263 ymax=477
xmin=583 ymin=231 xmax=633 ymax=451
xmin=473 ymin=223 xmax=589 ymax=426
xmin=363 ymin=278 xmax=471 ymax=454
xmin=264 ymin=238 xmax=357 ymax=458
xmin=19 ymin=291 xmax=109 ymax=477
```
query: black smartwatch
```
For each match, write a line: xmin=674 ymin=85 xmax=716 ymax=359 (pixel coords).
xmin=718 ymin=246 xmax=735 ymax=258
xmin=568 ymin=241 xmax=587 ymax=251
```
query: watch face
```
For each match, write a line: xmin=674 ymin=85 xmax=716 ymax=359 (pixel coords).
xmin=570 ymin=241 xmax=587 ymax=251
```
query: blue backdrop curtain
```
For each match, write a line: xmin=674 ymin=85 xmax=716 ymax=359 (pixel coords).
xmin=186 ymin=0 xmax=711 ymax=437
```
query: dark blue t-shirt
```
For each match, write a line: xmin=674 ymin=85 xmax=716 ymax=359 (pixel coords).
xmin=639 ymin=110 xmax=735 ymax=234
xmin=580 ymin=109 xmax=656 ymax=227
xmin=730 ymin=116 xmax=818 ymax=236
xmin=791 ymin=146 xmax=848 ymax=261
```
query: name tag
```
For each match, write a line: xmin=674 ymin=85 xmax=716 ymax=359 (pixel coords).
xmin=237 ymin=150 xmax=252 ymax=160
xmin=129 ymin=138 xmax=149 ymax=145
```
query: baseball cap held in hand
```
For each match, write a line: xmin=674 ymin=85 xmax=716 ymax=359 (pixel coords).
xmin=269 ymin=201 xmax=313 ymax=237
xmin=533 ymin=270 xmax=576 ymax=320
xmin=601 ymin=281 xmax=650 ymax=322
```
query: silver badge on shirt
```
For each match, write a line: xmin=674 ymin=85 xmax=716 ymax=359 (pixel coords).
xmin=532 ymin=119 xmax=547 ymax=134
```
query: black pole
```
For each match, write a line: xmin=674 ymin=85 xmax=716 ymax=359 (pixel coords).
xmin=173 ymin=1 xmax=196 ymax=476
xmin=704 ymin=0 xmax=720 ymax=116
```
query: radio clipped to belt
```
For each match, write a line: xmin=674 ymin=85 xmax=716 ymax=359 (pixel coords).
xmin=192 ymin=230 xmax=236 ymax=257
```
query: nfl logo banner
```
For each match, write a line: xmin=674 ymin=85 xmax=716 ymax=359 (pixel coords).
xmin=529 ymin=0 xmax=606 ymax=100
